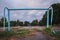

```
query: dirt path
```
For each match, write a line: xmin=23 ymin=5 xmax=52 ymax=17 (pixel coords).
xmin=14 ymin=32 xmax=50 ymax=40
xmin=0 ymin=32 xmax=50 ymax=40
xmin=23 ymin=32 xmax=50 ymax=40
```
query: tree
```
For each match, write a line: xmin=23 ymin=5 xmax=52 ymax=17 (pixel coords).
xmin=51 ymin=3 xmax=60 ymax=25
xmin=40 ymin=3 xmax=60 ymax=26
xmin=1 ymin=17 xmax=7 ymax=23
xmin=16 ymin=20 xmax=20 ymax=26
xmin=31 ymin=19 xmax=38 ymax=26
xmin=0 ymin=17 xmax=7 ymax=27
xmin=19 ymin=21 xmax=23 ymax=26
xmin=24 ymin=21 xmax=30 ymax=26
xmin=10 ymin=21 xmax=16 ymax=26
xmin=39 ymin=11 xmax=47 ymax=26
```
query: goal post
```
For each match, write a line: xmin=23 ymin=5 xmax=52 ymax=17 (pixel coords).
xmin=4 ymin=7 xmax=53 ymax=32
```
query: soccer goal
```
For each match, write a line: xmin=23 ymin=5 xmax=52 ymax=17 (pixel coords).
xmin=4 ymin=7 xmax=53 ymax=32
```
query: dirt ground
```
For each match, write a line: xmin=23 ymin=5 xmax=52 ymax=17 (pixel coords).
xmin=0 ymin=26 xmax=60 ymax=40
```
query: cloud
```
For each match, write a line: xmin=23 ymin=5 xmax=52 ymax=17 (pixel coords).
xmin=0 ymin=0 xmax=60 ymax=22
xmin=27 ymin=10 xmax=38 ymax=15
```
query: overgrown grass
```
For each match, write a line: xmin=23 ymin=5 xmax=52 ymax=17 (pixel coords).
xmin=0 ymin=31 xmax=16 ymax=37
xmin=43 ymin=26 xmax=60 ymax=40
xmin=0 ymin=29 xmax=31 ymax=38
xmin=43 ymin=26 xmax=52 ymax=35
xmin=53 ymin=31 xmax=60 ymax=40
xmin=16 ymin=29 xmax=30 ymax=37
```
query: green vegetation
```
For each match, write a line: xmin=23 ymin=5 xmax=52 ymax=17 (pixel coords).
xmin=0 ymin=31 xmax=16 ymax=37
xmin=0 ymin=29 xmax=31 ymax=38
xmin=43 ymin=26 xmax=60 ymax=40
xmin=31 ymin=20 xmax=39 ymax=26
xmin=16 ymin=29 xmax=30 ymax=37
xmin=43 ymin=26 xmax=52 ymax=36
xmin=41 ymin=3 xmax=60 ymax=26
xmin=52 ymin=31 xmax=60 ymax=40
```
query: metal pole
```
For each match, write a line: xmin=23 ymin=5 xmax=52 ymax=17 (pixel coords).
xmin=8 ymin=8 xmax=48 ymax=10
xmin=3 ymin=8 xmax=6 ymax=31
xmin=51 ymin=7 xmax=53 ymax=26
xmin=51 ymin=7 xmax=56 ymax=34
xmin=47 ymin=10 xmax=49 ymax=28
xmin=8 ymin=10 xmax=10 ymax=32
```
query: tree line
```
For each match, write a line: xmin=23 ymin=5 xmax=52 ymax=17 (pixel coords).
xmin=0 ymin=17 xmax=44 ymax=27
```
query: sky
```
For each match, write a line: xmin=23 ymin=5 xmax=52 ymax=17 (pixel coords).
xmin=0 ymin=0 xmax=60 ymax=22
